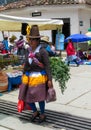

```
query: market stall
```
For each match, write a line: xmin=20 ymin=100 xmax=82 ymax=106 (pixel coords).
xmin=0 ymin=14 xmax=63 ymax=68
xmin=0 ymin=14 xmax=64 ymax=92
xmin=0 ymin=54 xmax=19 ymax=68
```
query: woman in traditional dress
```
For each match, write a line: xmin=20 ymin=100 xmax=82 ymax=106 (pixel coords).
xmin=18 ymin=25 xmax=53 ymax=123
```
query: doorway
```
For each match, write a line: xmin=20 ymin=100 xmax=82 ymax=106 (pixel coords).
xmin=52 ymin=18 xmax=70 ymax=44
xmin=62 ymin=18 xmax=70 ymax=38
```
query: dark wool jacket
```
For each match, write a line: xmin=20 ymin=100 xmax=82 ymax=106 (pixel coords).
xmin=24 ymin=46 xmax=52 ymax=81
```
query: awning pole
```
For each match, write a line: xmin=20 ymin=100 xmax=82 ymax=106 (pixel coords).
xmin=2 ymin=31 xmax=4 ymax=39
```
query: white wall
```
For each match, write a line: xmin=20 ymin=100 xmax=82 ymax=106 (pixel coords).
xmin=1 ymin=4 xmax=91 ymax=39
xmin=36 ymin=6 xmax=81 ymax=34
xmin=79 ymin=9 xmax=91 ymax=34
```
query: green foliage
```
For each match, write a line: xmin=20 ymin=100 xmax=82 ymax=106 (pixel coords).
xmin=49 ymin=57 xmax=70 ymax=94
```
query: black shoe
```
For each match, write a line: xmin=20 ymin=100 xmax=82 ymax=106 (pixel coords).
xmin=31 ymin=111 xmax=40 ymax=122
xmin=39 ymin=115 xmax=46 ymax=123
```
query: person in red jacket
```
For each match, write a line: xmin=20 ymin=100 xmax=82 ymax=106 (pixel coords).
xmin=66 ymin=39 xmax=79 ymax=66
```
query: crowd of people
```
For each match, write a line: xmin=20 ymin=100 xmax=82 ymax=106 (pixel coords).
xmin=0 ymin=32 xmax=60 ymax=65
xmin=0 ymin=32 xmax=91 ymax=67
xmin=0 ymin=34 xmax=27 ymax=55
xmin=0 ymin=33 xmax=60 ymax=56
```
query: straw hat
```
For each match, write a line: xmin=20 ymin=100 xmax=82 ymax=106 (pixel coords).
xmin=9 ymin=35 xmax=17 ymax=43
xmin=41 ymin=36 xmax=49 ymax=43
xmin=26 ymin=25 xmax=41 ymax=39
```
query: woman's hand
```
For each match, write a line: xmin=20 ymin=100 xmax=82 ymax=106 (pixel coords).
xmin=47 ymin=80 xmax=53 ymax=88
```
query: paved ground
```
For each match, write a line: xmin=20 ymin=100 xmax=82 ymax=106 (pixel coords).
xmin=0 ymin=64 xmax=91 ymax=130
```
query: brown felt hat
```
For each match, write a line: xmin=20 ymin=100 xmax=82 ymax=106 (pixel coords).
xmin=26 ymin=25 xmax=41 ymax=39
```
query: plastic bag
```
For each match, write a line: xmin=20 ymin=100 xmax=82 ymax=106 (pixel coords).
xmin=17 ymin=100 xmax=31 ymax=113
xmin=46 ymin=88 xmax=56 ymax=103
xmin=17 ymin=100 xmax=24 ymax=113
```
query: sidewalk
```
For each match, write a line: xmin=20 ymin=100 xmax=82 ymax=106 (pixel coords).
xmin=0 ymin=65 xmax=91 ymax=129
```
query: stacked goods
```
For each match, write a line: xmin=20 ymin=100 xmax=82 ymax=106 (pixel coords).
xmin=0 ymin=71 xmax=8 ymax=92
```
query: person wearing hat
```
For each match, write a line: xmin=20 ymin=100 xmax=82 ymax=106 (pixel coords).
xmin=15 ymin=35 xmax=26 ymax=64
xmin=76 ymin=48 xmax=87 ymax=60
xmin=18 ymin=25 xmax=53 ymax=123
xmin=40 ymin=36 xmax=56 ymax=56
xmin=9 ymin=35 xmax=17 ymax=53
xmin=15 ymin=35 xmax=25 ymax=55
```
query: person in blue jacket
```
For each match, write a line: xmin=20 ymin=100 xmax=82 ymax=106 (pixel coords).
xmin=40 ymin=36 xmax=56 ymax=56
xmin=2 ymin=34 xmax=9 ymax=53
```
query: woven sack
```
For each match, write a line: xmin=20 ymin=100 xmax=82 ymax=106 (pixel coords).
xmin=0 ymin=71 xmax=8 ymax=92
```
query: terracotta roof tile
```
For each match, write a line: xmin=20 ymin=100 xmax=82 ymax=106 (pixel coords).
xmin=0 ymin=0 xmax=91 ymax=12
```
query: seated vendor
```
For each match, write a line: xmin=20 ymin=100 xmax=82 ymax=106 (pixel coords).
xmin=76 ymin=48 xmax=88 ymax=60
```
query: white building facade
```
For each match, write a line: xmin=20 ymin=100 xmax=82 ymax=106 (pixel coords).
xmin=0 ymin=0 xmax=91 ymax=41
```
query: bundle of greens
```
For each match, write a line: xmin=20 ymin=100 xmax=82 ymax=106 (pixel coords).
xmin=49 ymin=57 xmax=70 ymax=94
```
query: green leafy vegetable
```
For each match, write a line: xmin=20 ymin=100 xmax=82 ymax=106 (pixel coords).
xmin=49 ymin=57 xmax=70 ymax=94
